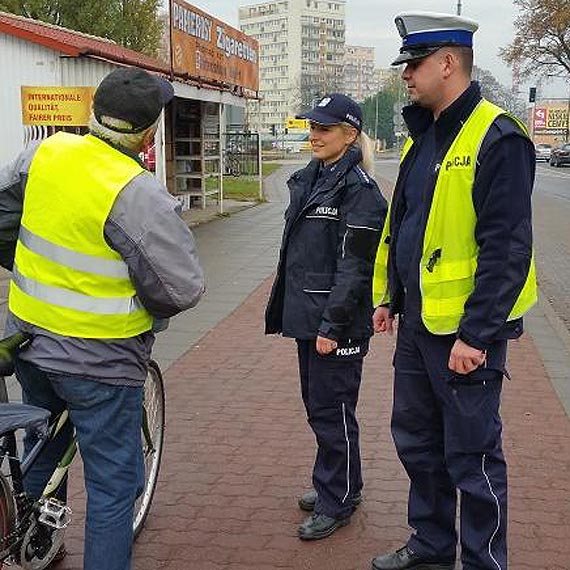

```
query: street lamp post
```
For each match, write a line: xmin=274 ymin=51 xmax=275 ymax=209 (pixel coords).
xmin=457 ymin=1 xmax=462 ymax=15
xmin=374 ymin=89 xmax=379 ymax=141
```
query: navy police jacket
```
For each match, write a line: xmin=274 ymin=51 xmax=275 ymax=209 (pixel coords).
xmin=265 ymin=145 xmax=388 ymax=341
xmin=388 ymin=82 xmax=535 ymax=350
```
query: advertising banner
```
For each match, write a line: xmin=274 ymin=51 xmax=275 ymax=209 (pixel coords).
xmin=21 ymin=86 xmax=94 ymax=126
xmin=533 ymin=106 xmax=569 ymax=136
xmin=171 ymin=1 xmax=259 ymax=92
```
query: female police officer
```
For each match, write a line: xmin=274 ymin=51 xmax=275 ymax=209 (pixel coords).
xmin=265 ymin=93 xmax=388 ymax=540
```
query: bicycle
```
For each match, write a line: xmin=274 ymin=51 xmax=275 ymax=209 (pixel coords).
xmin=224 ymin=152 xmax=241 ymax=177
xmin=0 ymin=332 xmax=165 ymax=569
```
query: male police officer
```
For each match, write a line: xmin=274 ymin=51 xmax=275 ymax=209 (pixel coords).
xmin=0 ymin=67 xmax=204 ymax=570
xmin=371 ymin=12 xmax=536 ymax=570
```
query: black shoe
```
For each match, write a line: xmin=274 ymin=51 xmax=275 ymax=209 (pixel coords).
xmin=298 ymin=512 xmax=351 ymax=540
xmin=298 ymin=489 xmax=362 ymax=512
xmin=371 ymin=546 xmax=455 ymax=570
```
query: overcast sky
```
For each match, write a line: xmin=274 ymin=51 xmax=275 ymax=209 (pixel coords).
xmin=195 ymin=0 xmax=566 ymax=98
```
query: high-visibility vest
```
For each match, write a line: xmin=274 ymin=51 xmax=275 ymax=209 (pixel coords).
xmin=9 ymin=132 xmax=153 ymax=338
xmin=372 ymin=99 xmax=537 ymax=334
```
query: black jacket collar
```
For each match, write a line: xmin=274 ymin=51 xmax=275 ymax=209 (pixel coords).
xmin=402 ymin=81 xmax=483 ymax=146
xmin=293 ymin=144 xmax=363 ymax=187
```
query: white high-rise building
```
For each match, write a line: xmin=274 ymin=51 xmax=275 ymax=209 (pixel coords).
xmin=344 ymin=45 xmax=375 ymax=103
xmin=239 ymin=0 xmax=345 ymax=132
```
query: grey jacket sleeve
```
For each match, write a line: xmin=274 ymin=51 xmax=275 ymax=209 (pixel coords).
xmin=105 ymin=172 xmax=205 ymax=319
xmin=0 ymin=145 xmax=39 ymax=269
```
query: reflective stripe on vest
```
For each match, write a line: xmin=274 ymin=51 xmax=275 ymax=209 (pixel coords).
xmin=9 ymin=132 xmax=153 ymax=339
xmin=419 ymin=99 xmax=537 ymax=334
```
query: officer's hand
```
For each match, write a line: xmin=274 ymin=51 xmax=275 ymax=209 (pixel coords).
xmin=448 ymin=339 xmax=486 ymax=375
xmin=316 ymin=335 xmax=338 ymax=355
xmin=373 ymin=306 xmax=394 ymax=335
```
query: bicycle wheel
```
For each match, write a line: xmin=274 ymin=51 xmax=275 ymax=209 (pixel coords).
xmin=133 ymin=359 xmax=165 ymax=539
xmin=0 ymin=472 xmax=16 ymax=563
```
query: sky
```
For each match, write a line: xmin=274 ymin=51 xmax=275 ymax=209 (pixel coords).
xmin=191 ymin=0 xmax=567 ymax=98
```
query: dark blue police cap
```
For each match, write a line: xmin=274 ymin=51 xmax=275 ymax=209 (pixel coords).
xmin=392 ymin=11 xmax=479 ymax=66
xmin=296 ymin=93 xmax=362 ymax=132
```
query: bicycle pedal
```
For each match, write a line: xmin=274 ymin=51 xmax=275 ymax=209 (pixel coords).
xmin=38 ymin=497 xmax=72 ymax=529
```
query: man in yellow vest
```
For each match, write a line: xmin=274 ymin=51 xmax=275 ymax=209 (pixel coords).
xmin=371 ymin=13 xmax=536 ymax=570
xmin=0 ymin=67 xmax=204 ymax=570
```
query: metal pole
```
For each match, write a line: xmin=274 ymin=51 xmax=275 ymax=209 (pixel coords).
xmin=457 ymin=0 xmax=462 ymax=15
xmin=566 ymin=81 xmax=570 ymax=143
xmin=374 ymin=91 xmax=379 ymax=141
xmin=258 ymin=100 xmax=263 ymax=201
xmin=219 ymin=102 xmax=224 ymax=215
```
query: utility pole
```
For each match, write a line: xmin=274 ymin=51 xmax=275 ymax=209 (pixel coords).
xmin=374 ymin=87 xmax=379 ymax=142
xmin=457 ymin=1 xmax=462 ymax=15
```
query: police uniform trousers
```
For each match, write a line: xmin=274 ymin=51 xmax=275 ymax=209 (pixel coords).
xmin=392 ymin=319 xmax=508 ymax=570
xmin=296 ymin=339 xmax=366 ymax=520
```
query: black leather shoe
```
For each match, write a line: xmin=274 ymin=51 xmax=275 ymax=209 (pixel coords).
xmin=298 ymin=512 xmax=351 ymax=540
xmin=298 ymin=489 xmax=363 ymax=512
xmin=371 ymin=546 xmax=455 ymax=570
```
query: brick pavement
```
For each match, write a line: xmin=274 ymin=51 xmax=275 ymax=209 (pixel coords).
xmin=3 ymin=161 xmax=570 ymax=569
xmin=52 ymin=277 xmax=570 ymax=570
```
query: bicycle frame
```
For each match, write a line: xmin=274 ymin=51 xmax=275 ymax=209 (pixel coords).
xmin=0 ymin=358 xmax=164 ymax=566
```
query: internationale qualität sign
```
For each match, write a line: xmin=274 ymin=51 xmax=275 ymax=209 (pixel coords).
xmin=21 ymin=86 xmax=94 ymax=126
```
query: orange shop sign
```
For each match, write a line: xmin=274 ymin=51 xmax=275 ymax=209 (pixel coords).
xmin=171 ymin=1 xmax=259 ymax=92
xmin=21 ymin=86 xmax=94 ymax=126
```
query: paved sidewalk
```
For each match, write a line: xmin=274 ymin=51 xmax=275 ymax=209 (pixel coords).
xmin=3 ymin=164 xmax=570 ymax=569
xmin=60 ymin=281 xmax=570 ymax=570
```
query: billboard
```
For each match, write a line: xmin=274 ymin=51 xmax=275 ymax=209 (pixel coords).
xmin=533 ymin=106 xmax=569 ymax=136
xmin=21 ymin=86 xmax=94 ymax=126
xmin=171 ymin=1 xmax=259 ymax=92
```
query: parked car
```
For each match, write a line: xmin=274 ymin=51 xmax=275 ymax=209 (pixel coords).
xmin=534 ymin=143 xmax=552 ymax=162
xmin=550 ymin=143 xmax=570 ymax=167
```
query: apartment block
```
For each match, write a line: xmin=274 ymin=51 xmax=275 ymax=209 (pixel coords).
xmin=239 ymin=0 xmax=345 ymax=131
xmin=344 ymin=45 xmax=375 ymax=103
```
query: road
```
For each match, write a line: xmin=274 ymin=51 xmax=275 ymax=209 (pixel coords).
xmin=374 ymin=156 xmax=570 ymax=334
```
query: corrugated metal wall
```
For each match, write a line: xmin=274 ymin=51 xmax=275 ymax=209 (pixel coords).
xmin=1 ymin=34 xmax=60 ymax=164
xmin=0 ymin=34 xmax=120 ymax=165
xmin=60 ymin=58 xmax=116 ymax=87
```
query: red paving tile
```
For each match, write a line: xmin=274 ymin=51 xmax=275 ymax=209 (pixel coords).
xmin=52 ymin=278 xmax=570 ymax=570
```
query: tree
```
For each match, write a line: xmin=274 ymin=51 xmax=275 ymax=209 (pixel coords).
xmin=361 ymin=90 xmax=397 ymax=148
xmin=501 ymin=0 xmax=570 ymax=78
xmin=0 ymin=0 xmax=163 ymax=57
xmin=474 ymin=66 xmax=527 ymax=121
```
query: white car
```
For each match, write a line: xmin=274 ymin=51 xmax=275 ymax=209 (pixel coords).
xmin=535 ymin=143 xmax=552 ymax=162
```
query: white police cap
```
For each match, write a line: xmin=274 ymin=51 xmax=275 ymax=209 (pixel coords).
xmin=392 ymin=11 xmax=479 ymax=66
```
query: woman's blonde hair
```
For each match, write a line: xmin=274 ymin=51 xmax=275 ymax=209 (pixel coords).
xmin=340 ymin=123 xmax=375 ymax=178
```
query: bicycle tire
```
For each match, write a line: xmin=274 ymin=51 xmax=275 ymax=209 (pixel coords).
xmin=133 ymin=359 xmax=165 ymax=539
xmin=0 ymin=472 xmax=16 ymax=563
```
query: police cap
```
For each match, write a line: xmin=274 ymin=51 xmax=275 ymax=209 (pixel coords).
xmin=392 ymin=11 xmax=479 ymax=66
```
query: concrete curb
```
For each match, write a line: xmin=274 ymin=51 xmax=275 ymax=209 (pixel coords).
xmin=525 ymin=291 xmax=570 ymax=417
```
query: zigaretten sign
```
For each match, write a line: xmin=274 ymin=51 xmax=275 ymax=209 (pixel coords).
xmin=170 ymin=1 xmax=259 ymax=92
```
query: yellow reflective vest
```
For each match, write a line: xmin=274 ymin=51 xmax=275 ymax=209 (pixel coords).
xmin=9 ymin=132 xmax=153 ymax=338
xmin=372 ymin=99 xmax=537 ymax=335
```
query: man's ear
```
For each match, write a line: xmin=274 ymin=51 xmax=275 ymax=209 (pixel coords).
xmin=441 ymin=49 xmax=461 ymax=79
xmin=142 ymin=126 xmax=157 ymax=148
